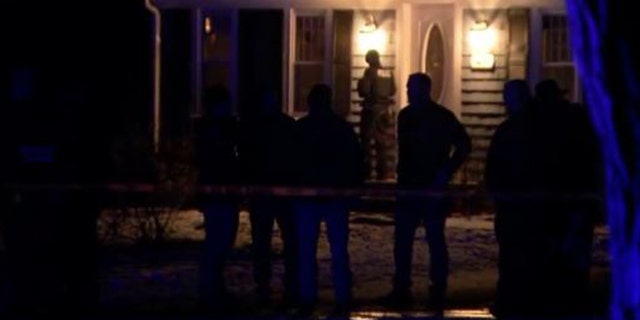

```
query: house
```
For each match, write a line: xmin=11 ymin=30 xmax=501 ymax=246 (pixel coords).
xmin=148 ymin=0 xmax=578 ymax=186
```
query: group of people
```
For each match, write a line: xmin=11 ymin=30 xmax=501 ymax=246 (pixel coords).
xmin=193 ymin=72 xmax=472 ymax=316
xmin=0 ymin=65 xmax=601 ymax=318
xmin=193 ymin=83 xmax=365 ymax=316
xmin=196 ymin=73 xmax=603 ymax=318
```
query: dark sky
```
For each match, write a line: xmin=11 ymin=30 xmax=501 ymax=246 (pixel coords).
xmin=2 ymin=1 xmax=153 ymax=128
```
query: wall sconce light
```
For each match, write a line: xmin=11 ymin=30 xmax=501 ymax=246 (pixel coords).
xmin=361 ymin=13 xmax=378 ymax=33
xmin=205 ymin=17 xmax=212 ymax=34
xmin=468 ymin=21 xmax=496 ymax=70
xmin=358 ymin=13 xmax=387 ymax=54
xmin=204 ymin=16 xmax=217 ymax=46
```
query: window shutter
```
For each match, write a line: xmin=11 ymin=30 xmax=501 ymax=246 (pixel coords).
xmin=507 ymin=8 xmax=529 ymax=80
xmin=332 ymin=10 xmax=353 ymax=119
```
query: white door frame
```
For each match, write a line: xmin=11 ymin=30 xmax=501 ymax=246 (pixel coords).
xmin=399 ymin=1 xmax=462 ymax=116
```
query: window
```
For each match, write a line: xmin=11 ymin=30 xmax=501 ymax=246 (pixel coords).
xmin=541 ymin=15 xmax=579 ymax=102
xmin=423 ymin=24 xmax=445 ymax=103
xmin=201 ymin=10 xmax=233 ymax=113
xmin=293 ymin=14 xmax=326 ymax=113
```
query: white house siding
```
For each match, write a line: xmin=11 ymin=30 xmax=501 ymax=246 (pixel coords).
xmin=150 ymin=0 xmax=567 ymax=185
xmin=458 ymin=8 xmax=531 ymax=186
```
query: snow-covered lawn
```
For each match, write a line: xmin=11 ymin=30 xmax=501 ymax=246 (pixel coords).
xmin=97 ymin=209 xmax=611 ymax=314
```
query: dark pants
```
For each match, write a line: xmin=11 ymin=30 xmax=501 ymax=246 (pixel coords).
xmin=494 ymin=201 xmax=595 ymax=317
xmin=55 ymin=198 xmax=100 ymax=313
xmin=541 ymin=204 xmax=595 ymax=316
xmin=360 ymin=108 xmax=390 ymax=180
xmin=558 ymin=208 xmax=594 ymax=311
xmin=4 ymin=197 xmax=56 ymax=313
xmin=199 ymin=197 xmax=239 ymax=304
xmin=494 ymin=203 xmax=540 ymax=315
xmin=2 ymin=191 xmax=100 ymax=315
xmin=295 ymin=199 xmax=352 ymax=305
xmin=393 ymin=195 xmax=450 ymax=292
xmin=249 ymin=196 xmax=298 ymax=300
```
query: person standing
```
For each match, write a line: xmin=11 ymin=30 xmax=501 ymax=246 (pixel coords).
xmin=1 ymin=68 xmax=108 ymax=317
xmin=357 ymin=49 xmax=396 ymax=181
xmin=238 ymin=90 xmax=299 ymax=308
xmin=382 ymin=73 xmax=470 ymax=312
xmin=529 ymin=79 xmax=603 ymax=317
xmin=292 ymin=84 xmax=365 ymax=316
xmin=484 ymin=79 xmax=537 ymax=316
xmin=193 ymin=85 xmax=241 ymax=313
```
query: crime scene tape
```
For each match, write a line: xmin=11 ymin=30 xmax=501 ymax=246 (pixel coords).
xmin=0 ymin=183 xmax=604 ymax=201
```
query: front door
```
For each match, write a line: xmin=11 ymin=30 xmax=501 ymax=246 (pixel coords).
xmin=410 ymin=4 xmax=455 ymax=108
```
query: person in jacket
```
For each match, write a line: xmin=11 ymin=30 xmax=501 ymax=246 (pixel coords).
xmin=292 ymin=84 xmax=365 ymax=316
xmin=382 ymin=73 xmax=470 ymax=312
xmin=238 ymin=89 xmax=299 ymax=308
xmin=357 ymin=49 xmax=396 ymax=180
xmin=193 ymin=84 xmax=241 ymax=313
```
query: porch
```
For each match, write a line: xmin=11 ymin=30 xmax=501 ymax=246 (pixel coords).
xmin=150 ymin=0 xmax=575 ymax=188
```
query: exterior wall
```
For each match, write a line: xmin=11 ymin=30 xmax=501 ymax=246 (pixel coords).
xmin=456 ymin=5 xmax=563 ymax=186
xmin=459 ymin=9 xmax=511 ymax=185
xmin=406 ymin=3 xmax=457 ymax=111
xmin=155 ymin=0 xmax=565 ymax=10
xmin=148 ymin=0 xmax=569 ymax=185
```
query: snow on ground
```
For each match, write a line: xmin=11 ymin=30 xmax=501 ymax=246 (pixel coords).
xmin=97 ymin=209 xmax=611 ymax=313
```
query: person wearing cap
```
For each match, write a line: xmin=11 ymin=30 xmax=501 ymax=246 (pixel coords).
xmin=357 ymin=49 xmax=396 ymax=181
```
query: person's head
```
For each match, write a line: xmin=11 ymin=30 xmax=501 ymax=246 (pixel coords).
xmin=365 ymin=50 xmax=381 ymax=68
xmin=307 ymin=83 xmax=332 ymax=114
xmin=535 ymin=79 xmax=567 ymax=103
xmin=406 ymin=72 xmax=432 ymax=105
xmin=259 ymin=89 xmax=281 ymax=115
xmin=503 ymin=79 xmax=532 ymax=116
xmin=203 ymin=84 xmax=232 ymax=117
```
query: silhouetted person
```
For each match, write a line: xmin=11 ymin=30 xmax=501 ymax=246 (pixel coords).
xmin=0 ymin=67 xmax=37 ymax=314
xmin=292 ymin=84 xmax=365 ymax=316
xmin=382 ymin=73 xmax=470 ymax=312
xmin=357 ymin=49 xmax=396 ymax=180
xmin=530 ymin=79 xmax=603 ymax=316
xmin=2 ymin=70 xmax=57 ymax=316
xmin=237 ymin=90 xmax=299 ymax=308
xmin=0 ymin=221 xmax=6 ymax=314
xmin=193 ymin=85 xmax=241 ymax=313
xmin=51 ymin=77 xmax=108 ymax=316
xmin=559 ymin=101 xmax=603 ymax=317
xmin=485 ymin=79 xmax=537 ymax=316
xmin=1 ymin=68 xmax=53 ymax=314
xmin=1 ymin=70 xmax=106 ymax=317
xmin=502 ymin=79 xmax=532 ymax=117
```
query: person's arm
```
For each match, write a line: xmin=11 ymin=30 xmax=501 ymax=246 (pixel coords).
xmin=341 ymin=123 xmax=366 ymax=187
xmin=447 ymin=115 xmax=472 ymax=175
xmin=234 ymin=119 xmax=251 ymax=184
xmin=431 ymin=113 xmax=471 ymax=189
xmin=389 ymin=71 xmax=397 ymax=97
xmin=484 ymin=125 xmax=505 ymax=193
xmin=357 ymin=68 xmax=373 ymax=98
xmin=396 ymin=109 xmax=411 ymax=179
